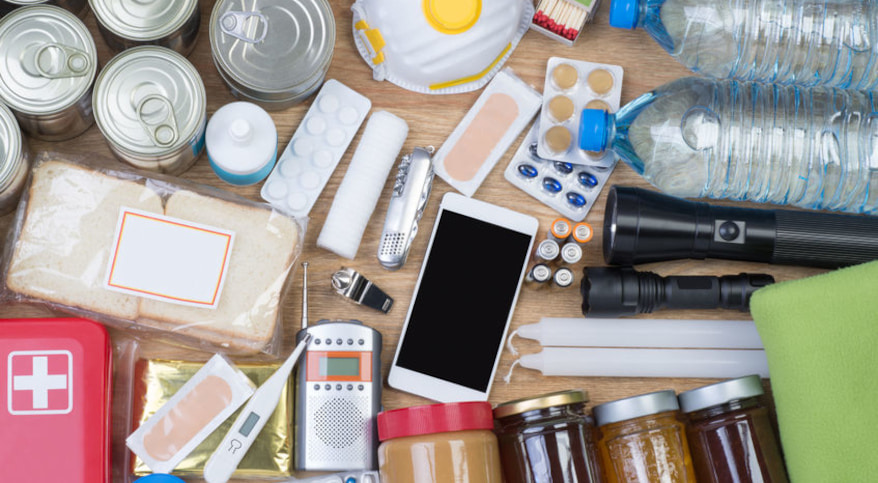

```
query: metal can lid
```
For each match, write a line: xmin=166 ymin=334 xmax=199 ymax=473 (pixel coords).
xmin=553 ymin=267 xmax=574 ymax=287
xmin=536 ymin=239 xmax=560 ymax=261
xmin=0 ymin=103 xmax=23 ymax=188
xmin=494 ymin=389 xmax=588 ymax=419
xmin=94 ymin=46 xmax=206 ymax=155
xmin=0 ymin=5 xmax=96 ymax=115
xmin=209 ymin=0 xmax=335 ymax=98
xmin=593 ymin=390 xmax=679 ymax=426
xmin=90 ymin=0 xmax=199 ymax=41
xmin=678 ymin=375 xmax=764 ymax=413
xmin=561 ymin=242 xmax=583 ymax=264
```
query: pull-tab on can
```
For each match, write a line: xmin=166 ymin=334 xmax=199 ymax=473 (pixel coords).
xmin=93 ymin=46 xmax=206 ymax=175
xmin=0 ymin=5 xmax=97 ymax=141
xmin=210 ymin=0 xmax=335 ymax=110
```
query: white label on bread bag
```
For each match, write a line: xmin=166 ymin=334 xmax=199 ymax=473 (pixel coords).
xmin=105 ymin=207 xmax=235 ymax=309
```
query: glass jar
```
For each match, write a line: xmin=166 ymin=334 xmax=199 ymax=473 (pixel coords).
xmin=494 ymin=389 xmax=603 ymax=483
xmin=679 ymin=375 xmax=788 ymax=483
xmin=377 ymin=401 xmax=503 ymax=483
xmin=594 ymin=390 xmax=696 ymax=483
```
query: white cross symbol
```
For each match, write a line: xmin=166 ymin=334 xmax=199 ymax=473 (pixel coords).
xmin=13 ymin=356 xmax=67 ymax=409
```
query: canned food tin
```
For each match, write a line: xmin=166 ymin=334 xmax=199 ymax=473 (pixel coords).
xmin=209 ymin=0 xmax=335 ymax=110
xmin=0 ymin=103 xmax=30 ymax=215
xmin=89 ymin=0 xmax=200 ymax=56
xmin=0 ymin=0 xmax=88 ymax=19
xmin=93 ymin=46 xmax=206 ymax=175
xmin=0 ymin=5 xmax=96 ymax=141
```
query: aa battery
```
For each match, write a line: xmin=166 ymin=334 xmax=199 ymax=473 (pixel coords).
xmin=571 ymin=221 xmax=594 ymax=245
xmin=553 ymin=267 xmax=575 ymax=288
xmin=534 ymin=239 xmax=560 ymax=263
xmin=561 ymin=242 xmax=582 ymax=264
xmin=525 ymin=263 xmax=552 ymax=286
xmin=549 ymin=218 xmax=572 ymax=242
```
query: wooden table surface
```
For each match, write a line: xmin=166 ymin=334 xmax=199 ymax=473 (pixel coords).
xmin=2 ymin=0 xmax=827 ymax=480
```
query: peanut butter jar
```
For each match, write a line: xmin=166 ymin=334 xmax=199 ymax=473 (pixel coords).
xmin=377 ymin=401 xmax=503 ymax=483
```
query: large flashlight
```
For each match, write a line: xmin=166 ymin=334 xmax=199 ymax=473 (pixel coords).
xmin=604 ymin=186 xmax=878 ymax=268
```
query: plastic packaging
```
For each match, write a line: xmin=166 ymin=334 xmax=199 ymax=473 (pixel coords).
xmin=594 ymin=390 xmax=697 ymax=483
xmin=434 ymin=68 xmax=541 ymax=197
xmin=610 ymin=0 xmax=878 ymax=89
xmin=206 ymin=102 xmax=277 ymax=186
xmin=505 ymin=120 xmax=613 ymax=221
xmin=261 ymin=80 xmax=371 ymax=217
xmin=679 ymin=375 xmax=789 ymax=483
xmin=580 ymin=77 xmax=878 ymax=214
xmin=126 ymin=354 xmax=256 ymax=474
xmin=317 ymin=110 xmax=408 ymax=259
xmin=494 ymin=390 xmax=603 ymax=483
xmin=2 ymin=155 xmax=304 ymax=355
xmin=511 ymin=317 xmax=764 ymax=350
xmin=351 ymin=0 xmax=532 ymax=95
xmin=377 ymin=401 xmax=502 ymax=483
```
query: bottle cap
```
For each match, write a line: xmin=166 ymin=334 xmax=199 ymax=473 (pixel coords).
xmin=494 ymin=389 xmax=588 ymax=419
xmin=609 ymin=0 xmax=639 ymax=29
xmin=134 ymin=475 xmax=186 ymax=483
xmin=593 ymin=390 xmax=679 ymax=426
xmin=206 ymin=101 xmax=277 ymax=185
xmin=678 ymin=375 xmax=764 ymax=413
xmin=377 ymin=401 xmax=494 ymax=441
xmin=579 ymin=109 xmax=609 ymax=152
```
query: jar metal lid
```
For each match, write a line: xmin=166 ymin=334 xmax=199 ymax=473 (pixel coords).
xmin=0 ymin=103 xmax=23 ymax=189
xmin=377 ymin=401 xmax=494 ymax=442
xmin=89 ymin=0 xmax=198 ymax=41
xmin=209 ymin=0 xmax=335 ymax=101
xmin=493 ymin=389 xmax=588 ymax=419
xmin=0 ymin=5 xmax=97 ymax=115
xmin=94 ymin=46 xmax=206 ymax=156
xmin=678 ymin=374 xmax=764 ymax=413
xmin=593 ymin=390 xmax=679 ymax=426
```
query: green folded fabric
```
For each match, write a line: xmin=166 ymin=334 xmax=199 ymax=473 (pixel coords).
xmin=750 ymin=261 xmax=878 ymax=483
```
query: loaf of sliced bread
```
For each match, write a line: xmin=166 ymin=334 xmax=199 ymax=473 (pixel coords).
xmin=137 ymin=190 xmax=299 ymax=353
xmin=6 ymin=160 xmax=164 ymax=319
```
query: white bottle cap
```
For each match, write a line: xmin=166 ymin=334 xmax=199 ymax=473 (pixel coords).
xmin=206 ymin=102 xmax=277 ymax=185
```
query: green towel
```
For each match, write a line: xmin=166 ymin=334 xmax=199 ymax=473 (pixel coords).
xmin=750 ymin=261 xmax=878 ymax=483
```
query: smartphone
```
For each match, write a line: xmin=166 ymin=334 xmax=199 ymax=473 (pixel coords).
xmin=388 ymin=192 xmax=538 ymax=402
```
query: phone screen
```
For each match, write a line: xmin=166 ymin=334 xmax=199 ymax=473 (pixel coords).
xmin=395 ymin=210 xmax=533 ymax=392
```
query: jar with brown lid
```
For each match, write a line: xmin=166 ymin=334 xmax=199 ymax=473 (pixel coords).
xmin=679 ymin=375 xmax=788 ymax=483
xmin=494 ymin=389 xmax=603 ymax=483
xmin=594 ymin=390 xmax=696 ymax=483
xmin=377 ymin=401 xmax=503 ymax=483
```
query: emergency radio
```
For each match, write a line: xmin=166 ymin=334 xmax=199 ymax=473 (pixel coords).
xmin=294 ymin=263 xmax=382 ymax=471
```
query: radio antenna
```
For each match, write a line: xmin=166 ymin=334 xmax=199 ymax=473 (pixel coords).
xmin=301 ymin=261 xmax=309 ymax=330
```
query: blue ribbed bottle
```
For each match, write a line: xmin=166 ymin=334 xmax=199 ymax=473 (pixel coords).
xmin=579 ymin=76 xmax=878 ymax=214
xmin=610 ymin=0 xmax=878 ymax=89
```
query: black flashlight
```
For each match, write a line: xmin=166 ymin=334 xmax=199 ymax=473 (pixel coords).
xmin=603 ymin=186 xmax=878 ymax=268
xmin=581 ymin=266 xmax=774 ymax=317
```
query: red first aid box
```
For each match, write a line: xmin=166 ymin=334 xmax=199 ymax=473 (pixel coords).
xmin=0 ymin=318 xmax=112 ymax=482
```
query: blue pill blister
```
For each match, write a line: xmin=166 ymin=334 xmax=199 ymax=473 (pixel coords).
xmin=505 ymin=119 xmax=616 ymax=221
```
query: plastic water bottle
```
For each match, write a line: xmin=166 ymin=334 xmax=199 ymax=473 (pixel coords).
xmin=578 ymin=76 xmax=878 ymax=214
xmin=609 ymin=0 xmax=878 ymax=89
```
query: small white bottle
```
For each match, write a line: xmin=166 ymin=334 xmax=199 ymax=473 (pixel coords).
xmin=206 ymin=102 xmax=277 ymax=186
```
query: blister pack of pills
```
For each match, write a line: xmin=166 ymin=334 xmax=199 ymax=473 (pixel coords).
xmin=537 ymin=57 xmax=622 ymax=167
xmin=261 ymin=80 xmax=371 ymax=218
xmin=505 ymin=119 xmax=615 ymax=221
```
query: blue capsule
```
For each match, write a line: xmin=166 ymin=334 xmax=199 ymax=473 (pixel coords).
xmin=542 ymin=177 xmax=562 ymax=193
xmin=578 ymin=171 xmax=598 ymax=188
xmin=517 ymin=163 xmax=538 ymax=178
xmin=553 ymin=162 xmax=574 ymax=175
xmin=566 ymin=192 xmax=587 ymax=207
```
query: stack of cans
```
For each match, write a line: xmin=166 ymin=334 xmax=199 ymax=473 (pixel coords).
xmin=526 ymin=218 xmax=593 ymax=288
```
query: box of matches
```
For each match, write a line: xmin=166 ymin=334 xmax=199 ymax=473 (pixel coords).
xmin=531 ymin=0 xmax=599 ymax=45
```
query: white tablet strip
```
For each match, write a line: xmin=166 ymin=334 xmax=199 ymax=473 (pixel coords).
xmin=126 ymin=354 xmax=256 ymax=474
xmin=432 ymin=68 xmax=541 ymax=197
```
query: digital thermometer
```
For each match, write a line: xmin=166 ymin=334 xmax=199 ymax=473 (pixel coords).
xmin=203 ymin=334 xmax=311 ymax=483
